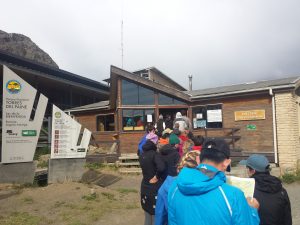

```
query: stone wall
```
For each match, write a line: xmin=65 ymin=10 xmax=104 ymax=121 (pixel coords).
xmin=275 ymin=92 xmax=300 ymax=173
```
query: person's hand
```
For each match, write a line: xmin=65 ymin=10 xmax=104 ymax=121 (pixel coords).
xmin=247 ymin=197 xmax=260 ymax=209
xmin=149 ymin=176 xmax=158 ymax=184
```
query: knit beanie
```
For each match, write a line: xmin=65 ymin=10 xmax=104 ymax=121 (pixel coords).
xmin=169 ymin=133 xmax=180 ymax=145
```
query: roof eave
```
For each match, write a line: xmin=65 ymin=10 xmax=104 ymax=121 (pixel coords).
xmin=190 ymin=84 xmax=296 ymax=100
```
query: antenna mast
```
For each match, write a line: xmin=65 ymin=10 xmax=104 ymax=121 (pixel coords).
xmin=121 ymin=0 xmax=124 ymax=68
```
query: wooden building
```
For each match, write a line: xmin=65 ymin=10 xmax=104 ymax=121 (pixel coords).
xmin=68 ymin=65 xmax=300 ymax=173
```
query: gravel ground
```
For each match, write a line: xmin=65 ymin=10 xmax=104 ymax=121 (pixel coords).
xmin=0 ymin=173 xmax=299 ymax=225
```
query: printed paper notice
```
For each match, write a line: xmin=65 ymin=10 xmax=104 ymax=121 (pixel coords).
xmin=227 ymin=176 xmax=255 ymax=198
xmin=147 ymin=114 xmax=153 ymax=123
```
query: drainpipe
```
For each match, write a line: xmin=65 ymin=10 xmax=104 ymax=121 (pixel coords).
xmin=269 ymin=88 xmax=278 ymax=164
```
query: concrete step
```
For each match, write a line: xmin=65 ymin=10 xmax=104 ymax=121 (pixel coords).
xmin=119 ymin=168 xmax=142 ymax=174
xmin=118 ymin=162 xmax=140 ymax=167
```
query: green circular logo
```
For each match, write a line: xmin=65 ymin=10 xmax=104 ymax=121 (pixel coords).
xmin=55 ymin=112 xmax=62 ymax=118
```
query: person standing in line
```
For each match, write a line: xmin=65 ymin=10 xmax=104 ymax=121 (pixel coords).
xmin=165 ymin=114 xmax=173 ymax=130
xmin=155 ymin=151 xmax=201 ymax=225
xmin=168 ymin=139 xmax=260 ymax=225
xmin=181 ymin=110 xmax=192 ymax=131
xmin=138 ymin=124 xmax=155 ymax=156
xmin=139 ymin=132 xmax=166 ymax=225
xmin=173 ymin=112 xmax=187 ymax=132
xmin=240 ymin=154 xmax=292 ymax=225
xmin=155 ymin=114 xmax=166 ymax=137
xmin=159 ymin=133 xmax=181 ymax=179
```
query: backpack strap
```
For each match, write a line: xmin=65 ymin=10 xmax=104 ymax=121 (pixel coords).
xmin=218 ymin=186 xmax=233 ymax=217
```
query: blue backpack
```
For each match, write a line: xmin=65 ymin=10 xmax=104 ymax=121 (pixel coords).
xmin=138 ymin=134 xmax=148 ymax=155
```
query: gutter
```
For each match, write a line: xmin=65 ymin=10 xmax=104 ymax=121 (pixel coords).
xmin=269 ymin=88 xmax=279 ymax=164
xmin=190 ymin=84 xmax=296 ymax=100
xmin=65 ymin=106 xmax=109 ymax=113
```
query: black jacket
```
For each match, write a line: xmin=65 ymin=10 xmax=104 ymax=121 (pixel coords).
xmin=160 ymin=144 xmax=180 ymax=177
xmin=165 ymin=118 xmax=173 ymax=130
xmin=139 ymin=140 xmax=165 ymax=215
xmin=252 ymin=173 xmax=292 ymax=225
xmin=156 ymin=119 xmax=165 ymax=136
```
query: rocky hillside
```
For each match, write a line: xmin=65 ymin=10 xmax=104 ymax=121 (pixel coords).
xmin=0 ymin=30 xmax=58 ymax=68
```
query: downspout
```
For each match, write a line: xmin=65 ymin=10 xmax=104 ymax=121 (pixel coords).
xmin=269 ymin=88 xmax=278 ymax=164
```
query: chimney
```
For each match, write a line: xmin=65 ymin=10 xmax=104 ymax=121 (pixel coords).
xmin=188 ymin=75 xmax=193 ymax=91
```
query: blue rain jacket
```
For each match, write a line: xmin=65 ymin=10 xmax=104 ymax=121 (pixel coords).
xmin=168 ymin=164 xmax=260 ymax=225
xmin=155 ymin=176 xmax=177 ymax=225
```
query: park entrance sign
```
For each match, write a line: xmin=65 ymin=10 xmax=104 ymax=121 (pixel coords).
xmin=50 ymin=105 xmax=91 ymax=159
xmin=1 ymin=66 xmax=48 ymax=163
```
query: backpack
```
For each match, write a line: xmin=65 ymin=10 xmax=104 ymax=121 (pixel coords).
xmin=138 ymin=134 xmax=148 ymax=155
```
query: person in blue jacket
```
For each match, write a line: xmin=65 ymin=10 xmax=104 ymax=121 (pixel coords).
xmin=155 ymin=150 xmax=200 ymax=225
xmin=168 ymin=138 xmax=260 ymax=225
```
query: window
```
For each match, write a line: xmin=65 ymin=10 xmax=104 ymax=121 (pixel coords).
xmin=192 ymin=104 xmax=222 ymax=129
xmin=121 ymin=80 xmax=155 ymax=105
xmin=96 ymin=114 xmax=115 ymax=131
xmin=158 ymin=93 xmax=185 ymax=105
xmin=122 ymin=109 xmax=155 ymax=131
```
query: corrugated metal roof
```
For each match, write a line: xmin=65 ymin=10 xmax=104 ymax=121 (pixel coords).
xmin=187 ymin=76 xmax=300 ymax=98
xmin=66 ymin=100 xmax=109 ymax=112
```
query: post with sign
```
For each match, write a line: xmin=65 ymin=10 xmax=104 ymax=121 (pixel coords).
xmin=48 ymin=105 xmax=92 ymax=183
xmin=0 ymin=66 xmax=48 ymax=184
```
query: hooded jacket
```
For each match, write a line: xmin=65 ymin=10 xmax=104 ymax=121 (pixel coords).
xmin=252 ymin=173 xmax=292 ymax=225
xmin=155 ymin=175 xmax=177 ymax=225
xmin=139 ymin=140 xmax=166 ymax=215
xmin=168 ymin=164 xmax=260 ymax=225
xmin=173 ymin=112 xmax=187 ymax=132
xmin=160 ymin=144 xmax=180 ymax=178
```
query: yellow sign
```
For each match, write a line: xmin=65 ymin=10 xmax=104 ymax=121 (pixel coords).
xmin=234 ymin=110 xmax=265 ymax=121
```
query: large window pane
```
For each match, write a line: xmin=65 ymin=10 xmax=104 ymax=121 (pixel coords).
xmin=173 ymin=98 xmax=185 ymax=105
xmin=122 ymin=109 xmax=155 ymax=131
xmin=122 ymin=80 xmax=138 ymax=105
xmin=159 ymin=94 xmax=174 ymax=105
xmin=139 ymin=85 xmax=155 ymax=105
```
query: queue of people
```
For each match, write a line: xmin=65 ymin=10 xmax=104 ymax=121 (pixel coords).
xmin=137 ymin=112 xmax=292 ymax=225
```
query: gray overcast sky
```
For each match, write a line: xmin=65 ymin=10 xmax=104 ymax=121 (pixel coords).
xmin=1 ymin=0 xmax=300 ymax=90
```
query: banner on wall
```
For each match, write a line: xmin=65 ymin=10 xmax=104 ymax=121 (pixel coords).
xmin=50 ymin=105 xmax=91 ymax=159
xmin=1 ymin=66 xmax=48 ymax=163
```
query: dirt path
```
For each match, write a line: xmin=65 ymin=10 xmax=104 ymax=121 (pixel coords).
xmin=0 ymin=173 xmax=299 ymax=225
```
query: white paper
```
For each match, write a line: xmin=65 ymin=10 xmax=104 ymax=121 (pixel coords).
xmin=227 ymin=176 xmax=255 ymax=198
xmin=147 ymin=114 xmax=153 ymax=123
xmin=207 ymin=109 xmax=222 ymax=122
xmin=196 ymin=113 xmax=203 ymax=119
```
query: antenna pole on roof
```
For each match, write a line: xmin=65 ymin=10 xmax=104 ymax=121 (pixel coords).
xmin=188 ymin=75 xmax=193 ymax=91
xmin=121 ymin=0 xmax=124 ymax=69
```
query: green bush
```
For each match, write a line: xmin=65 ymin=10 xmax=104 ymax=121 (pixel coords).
xmin=281 ymin=170 xmax=300 ymax=184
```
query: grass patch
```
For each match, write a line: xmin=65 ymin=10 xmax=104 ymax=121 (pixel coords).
xmin=84 ymin=163 xmax=105 ymax=170
xmin=117 ymin=188 xmax=138 ymax=194
xmin=22 ymin=197 xmax=34 ymax=204
xmin=37 ymin=160 xmax=48 ymax=168
xmin=281 ymin=170 xmax=300 ymax=184
xmin=34 ymin=146 xmax=50 ymax=160
xmin=101 ymin=192 xmax=115 ymax=200
xmin=0 ymin=212 xmax=41 ymax=225
xmin=82 ymin=193 xmax=98 ymax=201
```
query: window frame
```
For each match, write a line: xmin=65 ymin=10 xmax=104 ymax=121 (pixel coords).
xmin=95 ymin=113 xmax=116 ymax=132
xmin=192 ymin=104 xmax=223 ymax=129
xmin=121 ymin=108 xmax=155 ymax=132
